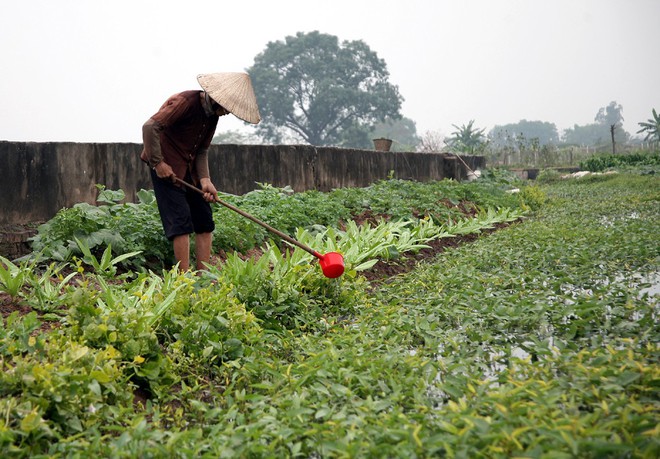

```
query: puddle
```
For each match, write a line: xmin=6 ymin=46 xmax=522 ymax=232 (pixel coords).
xmin=629 ymin=271 xmax=660 ymax=297
xmin=600 ymin=211 xmax=641 ymax=227
xmin=426 ymin=270 xmax=657 ymax=408
xmin=558 ymin=270 xmax=659 ymax=301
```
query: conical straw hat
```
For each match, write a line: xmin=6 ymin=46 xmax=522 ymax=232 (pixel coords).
xmin=197 ymin=72 xmax=261 ymax=124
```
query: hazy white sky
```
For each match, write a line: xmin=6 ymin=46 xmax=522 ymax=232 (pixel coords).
xmin=1 ymin=0 xmax=657 ymax=143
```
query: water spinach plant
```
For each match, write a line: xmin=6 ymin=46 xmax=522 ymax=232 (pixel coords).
xmin=1 ymin=171 xmax=657 ymax=457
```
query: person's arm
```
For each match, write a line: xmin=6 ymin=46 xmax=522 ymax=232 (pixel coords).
xmin=142 ymin=117 xmax=175 ymax=180
xmin=195 ymin=149 xmax=218 ymax=201
xmin=143 ymin=93 xmax=194 ymax=180
xmin=194 ymin=148 xmax=211 ymax=179
xmin=142 ymin=118 xmax=163 ymax=167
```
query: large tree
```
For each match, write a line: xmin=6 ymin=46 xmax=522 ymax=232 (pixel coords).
xmin=368 ymin=117 xmax=420 ymax=151
xmin=488 ymin=120 xmax=559 ymax=148
xmin=561 ymin=123 xmax=607 ymax=146
xmin=595 ymin=100 xmax=629 ymax=147
xmin=562 ymin=101 xmax=629 ymax=146
xmin=212 ymin=130 xmax=261 ymax=145
xmin=247 ymin=31 xmax=403 ymax=146
xmin=325 ymin=116 xmax=419 ymax=151
xmin=595 ymin=100 xmax=624 ymax=127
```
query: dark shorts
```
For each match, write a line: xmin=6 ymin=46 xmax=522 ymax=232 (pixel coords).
xmin=150 ymin=170 xmax=215 ymax=240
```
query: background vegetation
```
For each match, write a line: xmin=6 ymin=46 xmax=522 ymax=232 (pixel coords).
xmin=212 ymin=31 xmax=659 ymax=170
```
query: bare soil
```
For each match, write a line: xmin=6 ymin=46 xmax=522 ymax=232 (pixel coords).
xmin=359 ymin=223 xmax=507 ymax=285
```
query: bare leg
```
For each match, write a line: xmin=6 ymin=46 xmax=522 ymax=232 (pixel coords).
xmin=195 ymin=232 xmax=213 ymax=270
xmin=173 ymin=234 xmax=190 ymax=271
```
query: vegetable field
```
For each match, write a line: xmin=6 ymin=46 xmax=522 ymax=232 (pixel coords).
xmin=1 ymin=170 xmax=658 ymax=458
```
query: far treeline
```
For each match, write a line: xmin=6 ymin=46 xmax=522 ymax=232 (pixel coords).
xmin=212 ymin=31 xmax=659 ymax=168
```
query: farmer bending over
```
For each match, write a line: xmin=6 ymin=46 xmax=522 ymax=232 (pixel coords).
xmin=141 ymin=72 xmax=260 ymax=271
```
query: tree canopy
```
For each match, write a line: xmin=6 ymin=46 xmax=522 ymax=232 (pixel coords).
xmin=370 ymin=117 xmax=420 ymax=151
xmin=488 ymin=120 xmax=559 ymax=148
xmin=328 ymin=116 xmax=419 ymax=151
xmin=595 ymin=101 xmax=624 ymax=127
xmin=212 ymin=130 xmax=261 ymax=145
xmin=247 ymin=31 xmax=403 ymax=146
xmin=562 ymin=123 xmax=609 ymax=146
xmin=562 ymin=101 xmax=629 ymax=146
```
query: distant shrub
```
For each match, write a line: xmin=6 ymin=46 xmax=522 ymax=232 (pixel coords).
xmin=478 ymin=168 xmax=522 ymax=186
xmin=580 ymin=152 xmax=660 ymax=172
xmin=519 ymin=185 xmax=547 ymax=211
xmin=536 ymin=168 xmax=562 ymax=183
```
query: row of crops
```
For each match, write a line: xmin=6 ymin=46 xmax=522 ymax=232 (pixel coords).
xmin=1 ymin=165 xmax=658 ymax=457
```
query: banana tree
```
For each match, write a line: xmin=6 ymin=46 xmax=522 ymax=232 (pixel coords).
xmin=445 ymin=120 xmax=487 ymax=154
xmin=637 ymin=108 xmax=660 ymax=142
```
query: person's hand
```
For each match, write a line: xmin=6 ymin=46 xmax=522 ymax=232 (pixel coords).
xmin=200 ymin=178 xmax=218 ymax=202
xmin=154 ymin=162 xmax=175 ymax=182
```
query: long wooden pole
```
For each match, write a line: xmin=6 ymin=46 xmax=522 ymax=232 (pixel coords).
xmin=174 ymin=178 xmax=322 ymax=259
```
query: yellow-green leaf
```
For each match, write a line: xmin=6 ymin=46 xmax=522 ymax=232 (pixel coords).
xmin=20 ymin=411 xmax=42 ymax=433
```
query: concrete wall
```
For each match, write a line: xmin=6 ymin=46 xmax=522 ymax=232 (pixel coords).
xmin=0 ymin=141 xmax=484 ymax=226
xmin=509 ymin=167 xmax=580 ymax=180
xmin=1 ymin=142 xmax=149 ymax=226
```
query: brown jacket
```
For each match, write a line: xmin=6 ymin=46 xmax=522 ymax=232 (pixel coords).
xmin=141 ymin=90 xmax=219 ymax=183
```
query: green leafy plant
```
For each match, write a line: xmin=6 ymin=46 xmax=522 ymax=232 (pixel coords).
xmin=26 ymin=178 xmax=527 ymax=272
xmin=28 ymin=186 xmax=168 ymax=270
xmin=579 ymin=151 xmax=660 ymax=172
xmin=74 ymin=237 xmax=141 ymax=277
xmin=25 ymin=263 xmax=78 ymax=313
xmin=535 ymin=168 xmax=562 ymax=183
xmin=518 ymin=185 xmax=547 ymax=210
xmin=0 ymin=334 xmax=132 ymax=449
xmin=161 ymin=282 xmax=263 ymax=366
xmin=0 ymin=255 xmax=30 ymax=298
xmin=0 ymin=311 xmax=44 ymax=356
xmin=1 ymin=173 xmax=658 ymax=457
